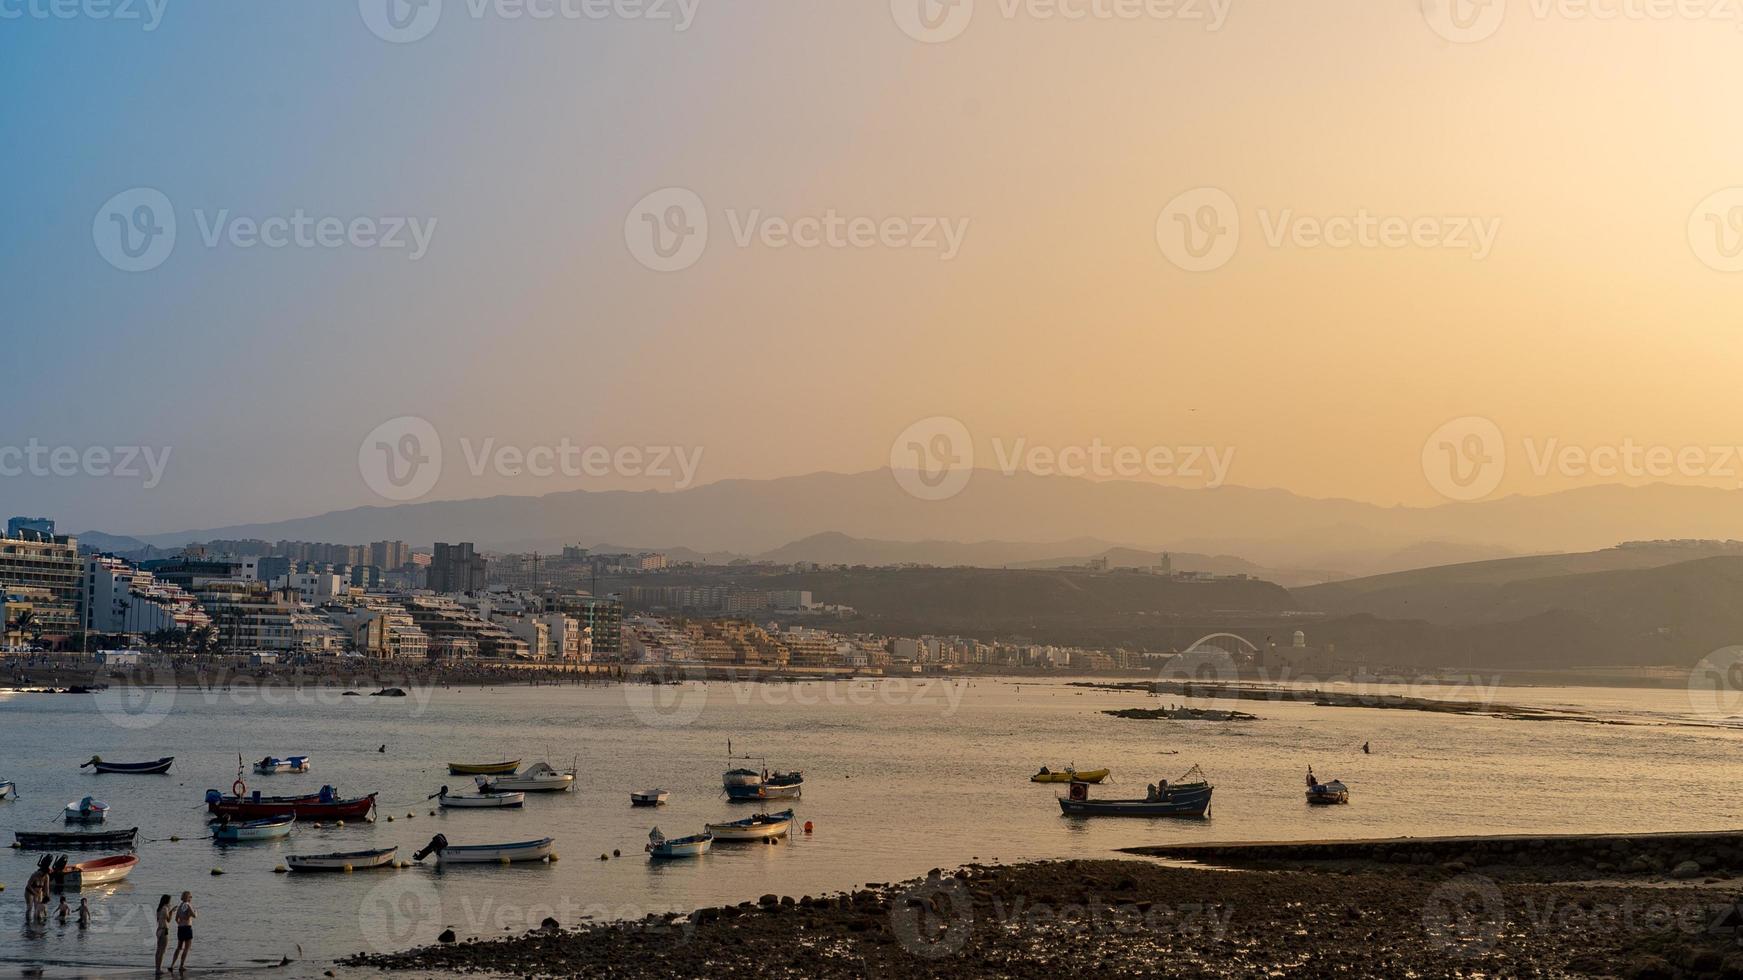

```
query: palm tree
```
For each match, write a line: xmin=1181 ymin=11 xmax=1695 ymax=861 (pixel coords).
xmin=189 ymin=623 xmax=219 ymax=657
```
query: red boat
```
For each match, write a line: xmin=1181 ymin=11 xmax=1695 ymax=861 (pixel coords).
xmin=206 ymin=787 xmax=376 ymax=821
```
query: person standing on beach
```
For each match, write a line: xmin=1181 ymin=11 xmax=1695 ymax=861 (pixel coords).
xmin=169 ymin=891 xmax=195 ymax=972
xmin=154 ymin=895 xmax=172 ymax=975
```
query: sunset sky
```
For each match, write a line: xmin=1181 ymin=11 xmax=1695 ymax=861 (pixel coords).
xmin=6 ymin=2 xmax=1743 ymax=533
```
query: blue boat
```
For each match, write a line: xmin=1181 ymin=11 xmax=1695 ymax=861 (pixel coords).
xmin=212 ymin=814 xmax=295 ymax=842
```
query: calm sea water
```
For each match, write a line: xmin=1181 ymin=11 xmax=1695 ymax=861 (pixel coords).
xmin=2 ymin=676 xmax=1741 ymax=977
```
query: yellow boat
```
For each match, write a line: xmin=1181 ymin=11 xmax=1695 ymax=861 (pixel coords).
xmin=1031 ymin=767 xmax=1110 ymax=784
xmin=448 ymin=760 xmax=521 ymax=776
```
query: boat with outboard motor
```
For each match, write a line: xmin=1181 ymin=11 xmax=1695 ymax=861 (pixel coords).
xmin=1305 ymin=769 xmax=1349 ymax=805
xmin=1032 ymin=766 xmax=1110 ymax=784
xmin=207 ymin=785 xmax=376 ymax=821
xmin=253 ymin=755 xmax=311 ymax=774
xmin=412 ymin=833 xmax=555 ymax=866
xmin=1057 ymin=766 xmax=1214 ymax=818
xmin=64 ymin=797 xmax=108 ymax=824
xmin=47 ymin=853 xmax=139 ymax=889
xmin=646 ymin=827 xmax=711 ymax=858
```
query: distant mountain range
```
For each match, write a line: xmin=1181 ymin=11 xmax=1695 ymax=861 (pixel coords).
xmin=89 ymin=470 xmax=1743 ymax=579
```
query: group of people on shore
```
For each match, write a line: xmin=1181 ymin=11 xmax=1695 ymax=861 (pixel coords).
xmin=23 ymin=865 xmax=195 ymax=975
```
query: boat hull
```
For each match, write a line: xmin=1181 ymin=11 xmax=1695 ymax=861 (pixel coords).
xmin=87 ymin=758 xmax=174 ymax=775
xmin=0 ymin=781 xmax=15 ymax=800
xmin=214 ymin=817 xmax=295 ymax=841
xmin=706 ymin=809 xmax=796 ymax=840
xmin=630 ymin=791 xmax=669 ymax=807
xmin=1031 ymin=769 xmax=1110 ymax=784
xmin=54 ymin=855 xmax=139 ymax=889
xmin=209 ymin=793 xmax=376 ymax=821
xmin=448 ymin=761 xmax=520 ymax=776
xmin=439 ymin=792 xmax=525 ymax=809
xmin=65 ymin=800 xmax=109 ymax=824
xmin=254 ymin=757 xmax=312 ymax=774
xmin=16 ymin=828 xmax=139 ymax=850
xmin=1058 ymin=787 xmax=1213 ymax=818
xmin=648 ymin=835 xmax=711 ymax=858
xmin=286 ymin=847 xmax=398 ymax=871
xmin=433 ymin=838 xmax=555 ymax=865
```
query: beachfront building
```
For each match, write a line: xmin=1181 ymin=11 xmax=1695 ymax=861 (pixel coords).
xmin=399 ymin=594 xmax=530 ymax=660
xmin=190 ymin=581 xmax=300 ymax=653
xmin=547 ymin=593 xmax=622 ymax=657
xmin=0 ymin=522 xmax=83 ymax=639
xmin=84 ymin=555 xmax=211 ymax=636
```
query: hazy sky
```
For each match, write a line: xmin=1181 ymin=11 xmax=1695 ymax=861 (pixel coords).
xmin=6 ymin=1 xmax=1743 ymax=534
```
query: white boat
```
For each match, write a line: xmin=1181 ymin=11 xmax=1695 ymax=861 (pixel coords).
xmin=1306 ymin=779 xmax=1349 ymax=805
xmin=253 ymin=755 xmax=311 ymax=774
xmin=51 ymin=854 xmax=138 ymax=888
xmin=64 ymin=797 xmax=109 ymax=824
xmin=434 ymin=786 xmax=525 ymax=809
xmin=286 ymin=846 xmax=398 ymax=871
xmin=631 ymin=789 xmax=669 ymax=807
xmin=0 ymin=780 xmax=15 ymax=800
xmin=413 ymin=834 xmax=555 ymax=866
xmin=476 ymin=761 xmax=574 ymax=793
xmin=646 ymin=827 xmax=710 ymax=858
xmin=705 ymin=808 xmax=795 ymax=841
xmin=213 ymin=815 xmax=295 ymax=842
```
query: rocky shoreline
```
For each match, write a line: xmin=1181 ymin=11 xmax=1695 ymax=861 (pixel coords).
xmin=341 ymin=851 xmax=1743 ymax=979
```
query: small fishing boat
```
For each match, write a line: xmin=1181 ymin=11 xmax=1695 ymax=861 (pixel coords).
xmin=646 ymin=827 xmax=711 ymax=858
xmin=433 ymin=785 xmax=525 ymax=809
xmin=448 ymin=760 xmax=520 ymax=776
xmin=82 ymin=756 xmax=173 ymax=775
xmin=1031 ymin=766 xmax=1110 ymax=784
xmin=1057 ymin=773 xmax=1213 ymax=818
xmin=212 ymin=814 xmax=295 ymax=842
xmin=15 ymin=827 xmax=139 ymax=850
xmin=727 ymin=770 xmax=803 ymax=801
xmin=705 ymin=808 xmax=795 ymax=841
xmin=1306 ymin=769 xmax=1349 ymax=805
xmin=206 ymin=787 xmax=377 ymax=821
xmin=50 ymin=854 xmax=139 ymax=889
xmin=253 ymin=755 xmax=312 ymax=774
xmin=286 ymin=846 xmax=398 ymax=872
xmin=476 ymin=761 xmax=574 ymax=793
xmin=630 ymin=789 xmax=669 ymax=807
xmin=64 ymin=796 xmax=109 ymax=824
xmin=412 ymin=834 xmax=555 ymax=866
xmin=0 ymin=779 xmax=15 ymax=800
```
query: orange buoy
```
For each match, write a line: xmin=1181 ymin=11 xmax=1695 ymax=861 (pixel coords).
xmin=803 ymin=821 xmax=813 ymax=834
